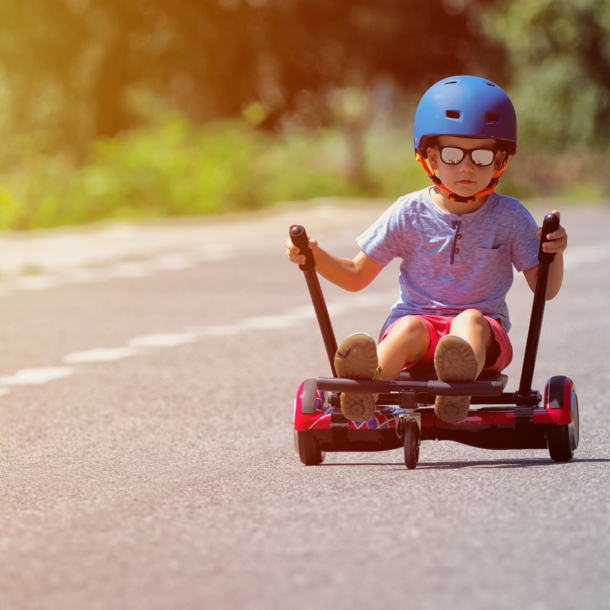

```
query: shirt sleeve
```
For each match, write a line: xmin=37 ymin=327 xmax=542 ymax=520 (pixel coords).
xmin=356 ymin=198 xmax=406 ymax=267
xmin=511 ymin=204 xmax=541 ymax=272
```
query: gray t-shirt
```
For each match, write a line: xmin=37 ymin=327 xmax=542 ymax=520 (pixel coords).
xmin=357 ymin=188 xmax=540 ymax=332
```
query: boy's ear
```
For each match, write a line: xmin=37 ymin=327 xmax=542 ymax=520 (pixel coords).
xmin=494 ymin=150 xmax=507 ymax=170
xmin=427 ymin=147 xmax=439 ymax=170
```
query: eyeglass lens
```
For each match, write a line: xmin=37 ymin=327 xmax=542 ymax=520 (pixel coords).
xmin=440 ymin=147 xmax=495 ymax=166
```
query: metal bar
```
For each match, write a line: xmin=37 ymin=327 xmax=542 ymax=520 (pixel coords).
xmin=290 ymin=225 xmax=338 ymax=377
xmin=518 ymin=214 xmax=560 ymax=396
xmin=303 ymin=270 xmax=338 ymax=376
xmin=316 ymin=377 xmax=505 ymax=396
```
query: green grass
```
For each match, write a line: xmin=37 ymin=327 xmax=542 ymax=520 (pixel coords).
xmin=0 ymin=114 xmax=606 ymax=230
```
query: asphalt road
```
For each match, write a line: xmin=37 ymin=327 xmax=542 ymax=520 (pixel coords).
xmin=0 ymin=200 xmax=609 ymax=610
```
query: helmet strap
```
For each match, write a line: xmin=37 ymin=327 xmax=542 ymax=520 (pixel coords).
xmin=415 ymin=151 xmax=513 ymax=204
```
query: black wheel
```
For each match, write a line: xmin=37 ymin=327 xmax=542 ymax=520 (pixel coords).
xmin=296 ymin=431 xmax=325 ymax=466
xmin=547 ymin=376 xmax=579 ymax=463
xmin=403 ymin=420 xmax=420 ymax=470
xmin=301 ymin=379 xmax=318 ymax=415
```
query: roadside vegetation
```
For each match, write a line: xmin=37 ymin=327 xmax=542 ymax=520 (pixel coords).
xmin=0 ymin=0 xmax=608 ymax=230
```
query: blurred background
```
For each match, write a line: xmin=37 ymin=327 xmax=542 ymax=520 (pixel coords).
xmin=0 ymin=0 xmax=608 ymax=230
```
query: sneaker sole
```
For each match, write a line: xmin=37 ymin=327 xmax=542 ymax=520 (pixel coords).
xmin=434 ymin=335 xmax=477 ymax=423
xmin=340 ymin=393 xmax=377 ymax=421
xmin=334 ymin=333 xmax=379 ymax=421
xmin=334 ymin=333 xmax=379 ymax=380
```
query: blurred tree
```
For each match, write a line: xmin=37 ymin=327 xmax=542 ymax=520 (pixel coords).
xmin=0 ymin=0 xmax=146 ymax=154
xmin=480 ymin=0 xmax=610 ymax=148
xmin=0 ymin=0 xmax=506 ymax=155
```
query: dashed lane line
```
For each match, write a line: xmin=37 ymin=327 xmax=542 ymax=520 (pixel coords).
xmin=128 ymin=333 xmax=199 ymax=348
xmin=3 ymin=238 xmax=606 ymax=395
xmin=0 ymin=291 xmax=396 ymax=396
xmin=64 ymin=347 xmax=139 ymax=363
xmin=0 ymin=367 xmax=74 ymax=386
xmin=0 ymin=241 xmax=605 ymax=297
xmin=0 ymin=247 xmax=252 ymax=296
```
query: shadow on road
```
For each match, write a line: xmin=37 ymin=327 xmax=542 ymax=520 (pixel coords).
xmin=319 ymin=457 xmax=610 ymax=470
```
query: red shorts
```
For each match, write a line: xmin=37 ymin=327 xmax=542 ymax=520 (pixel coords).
xmin=379 ymin=314 xmax=512 ymax=373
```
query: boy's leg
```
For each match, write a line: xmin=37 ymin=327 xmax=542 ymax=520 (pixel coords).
xmin=377 ymin=316 xmax=430 ymax=380
xmin=448 ymin=309 xmax=495 ymax=377
xmin=334 ymin=316 xmax=430 ymax=421
xmin=433 ymin=309 xmax=495 ymax=423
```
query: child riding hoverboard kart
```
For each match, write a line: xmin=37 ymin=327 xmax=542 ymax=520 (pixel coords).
xmin=290 ymin=214 xmax=578 ymax=469
xmin=288 ymin=76 xmax=578 ymax=469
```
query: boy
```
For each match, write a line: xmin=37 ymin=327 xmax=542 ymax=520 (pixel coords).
xmin=286 ymin=75 xmax=567 ymax=424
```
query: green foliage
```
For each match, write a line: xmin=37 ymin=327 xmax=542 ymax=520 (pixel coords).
xmin=481 ymin=0 xmax=610 ymax=150
xmin=0 ymin=115 xmax=430 ymax=230
xmin=0 ymin=0 xmax=504 ymax=146
xmin=0 ymin=0 xmax=608 ymax=232
xmin=0 ymin=111 xmax=605 ymax=231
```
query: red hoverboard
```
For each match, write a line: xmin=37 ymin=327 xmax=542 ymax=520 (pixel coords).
xmin=290 ymin=214 xmax=579 ymax=469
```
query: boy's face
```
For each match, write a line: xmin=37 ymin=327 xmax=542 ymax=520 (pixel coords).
xmin=427 ymin=136 xmax=506 ymax=200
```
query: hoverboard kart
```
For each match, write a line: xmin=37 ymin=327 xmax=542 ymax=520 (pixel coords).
xmin=290 ymin=214 xmax=579 ymax=469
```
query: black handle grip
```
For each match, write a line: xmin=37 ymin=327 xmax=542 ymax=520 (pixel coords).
xmin=538 ymin=213 xmax=560 ymax=264
xmin=289 ymin=225 xmax=316 ymax=271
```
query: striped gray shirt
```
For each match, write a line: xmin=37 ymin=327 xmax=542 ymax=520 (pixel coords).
xmin=357 ymin=189 xmax=540 ymax=332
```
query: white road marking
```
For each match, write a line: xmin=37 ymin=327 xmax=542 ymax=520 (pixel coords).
xmin=0 ymin=241 xmax=602 ymax=301
xmin=0 ymin=290 xmax=393 ymax=395
xmin=18 ymin=276 xmax=61 ymax=291
xmin=150 ymin=253 xmax=196 ymax=270
xmin=64 ymin=347 xmax=139 ymax=363
xmin=190 ymin=291 xmax=395 ymax=337
xmin=195 ymin=245 xmax=234 ymax=261
xmin=195 ymin=325 xmax=245 ymax=337
xmin=109 ymin=262 xmax=154 ymax=278
xmin=59 ymin=268 xmax=105 ymax=284
xmin=0 ymin=367 xmax=74 ymax=385
xmin=239 ymin=314 xmax=309 ymax=330
xmin=128 ymin=333 xmax=198 ymax=347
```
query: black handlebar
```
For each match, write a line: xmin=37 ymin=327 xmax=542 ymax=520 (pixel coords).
xmin=538 ymin=213 xmax=560 ymax=264
xmin=289 ymin=225 xmax=316 ymax=271
xmin=289 ymin=224 xmax=338 ymax=376
xmin=517 ymin=212 xmax=561 ymax=399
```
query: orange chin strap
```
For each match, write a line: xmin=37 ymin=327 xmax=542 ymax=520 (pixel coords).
xmin=415 ymin=150 xmax=514 ymax=204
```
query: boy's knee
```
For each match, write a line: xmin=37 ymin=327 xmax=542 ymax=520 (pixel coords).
xmin=389 ymin=315 xmax=428 ymax=339
xmin=454 ymin=309 xmax=486 ymax=326
xmin=451 ymin=309 xmax=490 ymax=329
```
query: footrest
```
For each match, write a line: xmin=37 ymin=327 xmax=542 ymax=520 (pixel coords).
xmin=316 ymin=377 xmax=505 ymax=396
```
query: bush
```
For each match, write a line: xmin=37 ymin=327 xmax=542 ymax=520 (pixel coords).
xmin=0 ymin=113 xmax=606 ymax=231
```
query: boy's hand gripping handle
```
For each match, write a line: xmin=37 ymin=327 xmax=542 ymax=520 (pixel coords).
xmin=289 ymin=225 xmax=316 ymax=270
xmin=538 ymin=213 xmax=560 ymax=264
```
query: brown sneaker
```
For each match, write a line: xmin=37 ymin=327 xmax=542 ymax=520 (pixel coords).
xmin=334 ymin=333 xmax=380 ymax=421
xmin=433 ymin=335 xmax=477 ymax=423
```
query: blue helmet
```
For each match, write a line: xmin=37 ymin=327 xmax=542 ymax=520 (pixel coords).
xmin=414 ymin=75 xmax=517 ymax=157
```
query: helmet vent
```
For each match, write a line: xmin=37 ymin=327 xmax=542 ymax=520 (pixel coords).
xmin=486 ymin=113 xmax=500 ymax=122
xmin=444 ymin=80 xmax=458 ymax=85
xmin=486 ymin=82 xmax=496 ymax=87
xmin=446 ymin=110 xmax=461 ymax=119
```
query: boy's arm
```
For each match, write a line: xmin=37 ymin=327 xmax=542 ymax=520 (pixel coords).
xmin=286 ymin=227 xmax=384 ymax=292
xmin=522 ymin=210 xmax=567 ymax=300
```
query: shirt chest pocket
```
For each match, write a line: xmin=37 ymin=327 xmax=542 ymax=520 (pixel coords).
xmin=469 ymin=246 xmax=507 ymax=291
xmin=474 ymin=245 xmax=504 ymax=263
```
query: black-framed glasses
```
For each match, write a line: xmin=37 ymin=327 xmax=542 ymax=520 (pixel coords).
xmin=438 ymin=146 xmax=498 ymax=167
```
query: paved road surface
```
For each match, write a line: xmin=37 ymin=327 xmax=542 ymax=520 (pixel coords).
xmin=0 ymin=200 xmax=609 ymax=610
